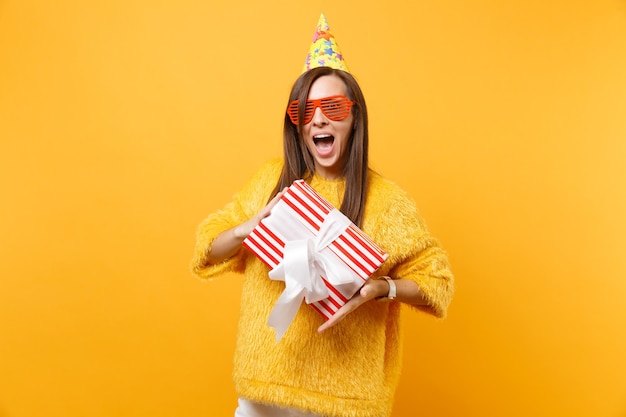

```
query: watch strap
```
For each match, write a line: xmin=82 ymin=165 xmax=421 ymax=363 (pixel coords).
xmin=379 ymin=276 xmax=396 ymax=300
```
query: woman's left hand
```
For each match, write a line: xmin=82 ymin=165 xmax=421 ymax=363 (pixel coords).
xmin=317 ymin=277 xmax=427 ymax=333
xmin=317 ymin=277 xmax=389 ymax=333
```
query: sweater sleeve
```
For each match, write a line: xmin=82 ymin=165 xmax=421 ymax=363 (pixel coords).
xmin=367 ymin=175 xmax=455 ymax=318
xmin=190 ymin=198 xmax=249 ymax=279
xmin=389 ymin=233 xmax=454 ymax=318
xmin=190 ymin=158 xmax=284 ymax=280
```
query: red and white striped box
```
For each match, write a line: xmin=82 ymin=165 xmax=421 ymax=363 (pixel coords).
xmin=242 ymin=179 xmax=388 ymax=320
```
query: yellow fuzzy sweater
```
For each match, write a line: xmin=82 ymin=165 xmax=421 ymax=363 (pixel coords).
xmin=191 ymin=159 xmax=454 ymax=417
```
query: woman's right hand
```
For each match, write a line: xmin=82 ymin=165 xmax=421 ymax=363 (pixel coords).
xmin=207 ymin=187 xmax=288 ymax=263
xmin=233 ymin=187 xmax=288 ymax=240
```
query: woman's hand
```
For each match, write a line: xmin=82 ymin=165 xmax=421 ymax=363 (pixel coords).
xmin=208 ymin=188 xmax=288 ymax=263
xmin=317 ymin=276 xmax=427 ymax=333
xmin=317 ymin=277 xmax=390 ymax=333
xmin=232 ymin=187 xmax=288 ymax=239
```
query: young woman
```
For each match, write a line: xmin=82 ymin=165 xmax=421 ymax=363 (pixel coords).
xmin=191 ymin=66 xmax=454 ymax=417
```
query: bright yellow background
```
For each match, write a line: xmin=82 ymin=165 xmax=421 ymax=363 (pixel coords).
xmin=1 ymin=1 xmax=625 ymax=416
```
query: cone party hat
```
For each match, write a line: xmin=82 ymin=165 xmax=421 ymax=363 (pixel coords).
xmin=302 ymin=13 xmax=349 ymax=73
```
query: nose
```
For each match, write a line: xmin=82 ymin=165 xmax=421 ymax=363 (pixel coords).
xmin=311 ymin=106 xmax=328 ymax=126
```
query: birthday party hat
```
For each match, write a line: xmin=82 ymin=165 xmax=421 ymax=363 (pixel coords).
xmin=302 ymin=13 xmax=349 ymax=73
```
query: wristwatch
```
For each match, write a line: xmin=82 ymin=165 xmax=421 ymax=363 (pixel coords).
xmin=378 ymin=276 xmax=396 ymax=300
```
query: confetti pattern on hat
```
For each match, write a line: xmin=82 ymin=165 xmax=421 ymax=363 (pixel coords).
xmin=302 ymin=13 xmax=349 ymax=73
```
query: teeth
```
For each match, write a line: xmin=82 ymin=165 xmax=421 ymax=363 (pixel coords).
xmin=314 ymin=134 xmax=333 ymax=139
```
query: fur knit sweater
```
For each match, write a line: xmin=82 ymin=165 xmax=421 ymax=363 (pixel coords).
xmin=191 ymin=159 xmax=454 ymax=417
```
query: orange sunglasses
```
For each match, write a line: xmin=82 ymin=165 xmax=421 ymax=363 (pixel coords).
xmin=287 ymin=95 xmax=355 ymax=125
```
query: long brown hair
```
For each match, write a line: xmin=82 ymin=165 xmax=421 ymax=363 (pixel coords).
xmin=270 ymin=67 xmax=370 ymax=227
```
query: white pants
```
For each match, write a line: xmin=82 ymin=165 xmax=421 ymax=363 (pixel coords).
xmin=234 ymin=398 xmax=326 ymax=417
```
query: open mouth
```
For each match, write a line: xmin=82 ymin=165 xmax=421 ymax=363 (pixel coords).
xmin=313 ymin=134 xmax=335 ymax=150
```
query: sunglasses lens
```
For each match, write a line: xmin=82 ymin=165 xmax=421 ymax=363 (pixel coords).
xmin=286 ymin=100 xmax=316 ymax=125
xmin=321 ymin=96 xmax=351 ymax=121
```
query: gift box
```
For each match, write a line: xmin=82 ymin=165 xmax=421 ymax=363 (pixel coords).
xmin=242 ymin=179 xmax=388 ymax=340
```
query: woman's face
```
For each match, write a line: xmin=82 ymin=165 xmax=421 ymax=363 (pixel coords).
xmin=302 ymin=75 xmax=354 ymax=180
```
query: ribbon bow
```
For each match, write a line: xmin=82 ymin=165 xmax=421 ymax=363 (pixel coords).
xmin=267 ymin=209 xmax=353 ymax=341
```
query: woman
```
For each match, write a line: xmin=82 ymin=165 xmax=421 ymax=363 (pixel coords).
xmin=191 ymin=65 xmax=454 ymax=417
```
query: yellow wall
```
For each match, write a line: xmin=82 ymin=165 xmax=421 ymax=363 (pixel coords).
xmin=1 ymin=1 xmax=625 ymax=416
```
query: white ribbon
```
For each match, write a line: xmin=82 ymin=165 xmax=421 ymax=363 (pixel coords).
xmin=267 ymin=209 xmax=353 ymax=341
